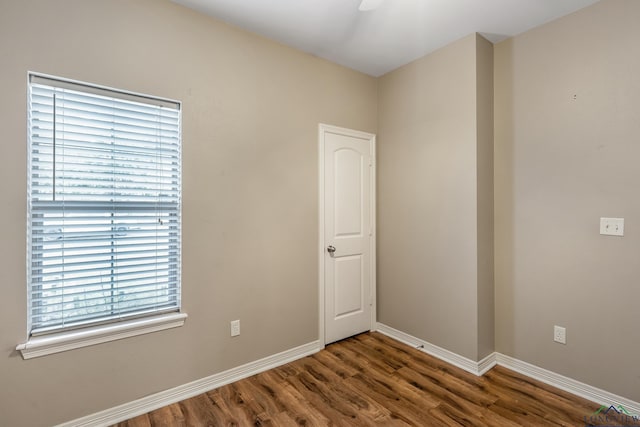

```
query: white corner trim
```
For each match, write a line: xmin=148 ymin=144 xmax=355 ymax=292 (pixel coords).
xmin=376 ymin=323 xmax=494 ymax=376
xmin=55 ymin=340 xmax=321 ymax=427
xmin=376 ymin=322 xmax=640 ymax=414
xmin=16 ymin=313 xmax=188 ymax=360
xmin=495 ymin=353 xmax=640 ymax=415
xmin=477 ymin=351 xmax=498 ymax=375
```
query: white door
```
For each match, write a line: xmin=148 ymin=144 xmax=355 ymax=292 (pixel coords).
xmin=319 ymin=124 xmax=375 ymax=345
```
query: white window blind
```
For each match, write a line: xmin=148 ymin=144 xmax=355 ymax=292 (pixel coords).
xmin=27 ymin=73 xmax=182 ymax=336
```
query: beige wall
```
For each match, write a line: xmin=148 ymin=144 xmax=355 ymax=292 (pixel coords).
xmin=495 ymin=0 xmax=640 ymax=402
xmin=377 ymin=34 xmax=493 ymax=361
xmin=476 ymin=34 xmax=495 ymax=360
xmin=0 ymin=1 xmax=377 ymax=425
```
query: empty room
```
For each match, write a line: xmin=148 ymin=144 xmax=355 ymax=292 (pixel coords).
xmin=1 ymin=0 xmax=639 ymax=425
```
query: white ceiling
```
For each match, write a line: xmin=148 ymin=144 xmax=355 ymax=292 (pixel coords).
xmin=172 ymin=0 xmax=599 ymax=77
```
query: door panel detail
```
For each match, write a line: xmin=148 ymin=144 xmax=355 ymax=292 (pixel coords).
xmin=334 ymin=255 xmax=364 ymax=318
xmin=334 ymin=148 xmax=363 ymax=238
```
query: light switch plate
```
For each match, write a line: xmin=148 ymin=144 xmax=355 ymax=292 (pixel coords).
xmin=600 ymin=218 xmax=624 ymax=236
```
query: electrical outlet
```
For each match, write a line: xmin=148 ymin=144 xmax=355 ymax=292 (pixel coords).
xmin=554 ymin=325 xmax=566 ymax=344
xmin=230 ymin=320 xmax=240 ymax=337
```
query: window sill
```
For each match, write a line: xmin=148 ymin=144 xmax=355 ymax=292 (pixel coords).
xmin=16 ymin=312 xmax=188 ymax=360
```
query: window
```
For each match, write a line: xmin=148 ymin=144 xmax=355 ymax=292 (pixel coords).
xmin=22 ymin=73 xmax=183 ymax=357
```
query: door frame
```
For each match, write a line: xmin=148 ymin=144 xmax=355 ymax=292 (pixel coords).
xmin=318 ymin=123 xmax=376 ymax=348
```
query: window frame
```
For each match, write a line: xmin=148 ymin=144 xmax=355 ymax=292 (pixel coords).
xmin=18 ymin=72 xmax=186 ymax=359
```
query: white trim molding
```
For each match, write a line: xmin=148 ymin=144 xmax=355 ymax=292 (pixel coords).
xmin=496 ymin=353 xmax=640 ymax=415
xmin=55 ymin=340 xmax=320 ymax=427
xmin=376 ymin=322 xmax=640 ymax=414
xmin=376 ymin=323 xmax=497 ymax=376
xmin=55 ymin=324 xmax=640 ymax=426
xmin=17 ymin=313 xmax=188 ymax=360
xmin=477 ymin=352 xmax=499 ymax=376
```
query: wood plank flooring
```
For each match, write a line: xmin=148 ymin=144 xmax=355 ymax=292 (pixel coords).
xmin=113 ymin=332 xmax=631 ymax=426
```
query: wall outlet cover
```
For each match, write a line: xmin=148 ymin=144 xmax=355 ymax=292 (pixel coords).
xmin=231 ymin=320 xmax=240 ymax=337
xmin=554 ymin=325 xmax=566 ymax=344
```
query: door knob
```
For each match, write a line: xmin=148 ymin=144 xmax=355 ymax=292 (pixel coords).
xmin=327 ymin=245 xmax=336 ymax=254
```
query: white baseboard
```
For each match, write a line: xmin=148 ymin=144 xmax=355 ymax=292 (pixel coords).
xmin=376 ymin=322 xmax=640 ymax=414
xmin=58 ymin=324 xmax=640 ymax=426
xmin=477 ymin=351 xmax=498 ymax=376
xmin=495 ymin=353 xmax=640 ymax=415
xmin=56 ymin=340 xmax=321 ymax=427
xmin=376 ymin=322 xmax=497 ymax=376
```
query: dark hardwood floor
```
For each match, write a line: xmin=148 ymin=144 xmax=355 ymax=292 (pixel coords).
xmin=113 ymin=332 xmax=630 ymax=426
